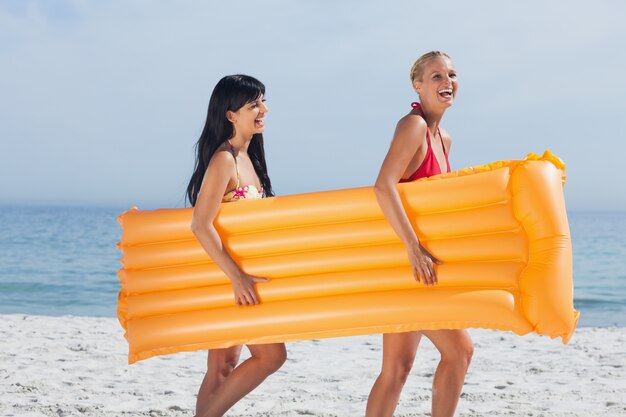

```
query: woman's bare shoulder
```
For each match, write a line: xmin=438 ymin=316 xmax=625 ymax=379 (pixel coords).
xmin=397 ymin=112 xmax=427 ymax=130
xmin=394 ymin=113 xmax=428 ymax=144
xmin=208 ymin=148 xmax=236 ymax=170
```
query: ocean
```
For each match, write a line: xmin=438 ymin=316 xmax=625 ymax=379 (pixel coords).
xmin=0 ymin=206 xmax=624 ymax=327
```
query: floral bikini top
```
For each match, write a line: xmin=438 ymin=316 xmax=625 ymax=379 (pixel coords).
xmin=222 ymin=142 xmax=263 ymax=202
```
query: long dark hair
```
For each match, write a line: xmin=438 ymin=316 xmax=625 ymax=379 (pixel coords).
xmin=186 ymin=74 xmax=274 ymax=206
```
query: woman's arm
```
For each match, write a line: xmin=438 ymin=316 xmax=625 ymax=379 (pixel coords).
xmin=374 ymin=116 xmax=441 ymax=285
xmin=191 ymin=151 xmax=268 ymax=306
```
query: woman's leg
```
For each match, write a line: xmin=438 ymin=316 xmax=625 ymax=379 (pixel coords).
xmin=365 ymin=331 xmax=422 ymax=417
xmin=195 ymin=346 xmax=243 ymax=416
xmin=198 ymin=343 xmax=287 ymax=417
xmin=421 ymin=329 xmax=473 ymax=417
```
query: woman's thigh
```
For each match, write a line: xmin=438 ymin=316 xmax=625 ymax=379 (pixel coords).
xmin=207 ymin=345 xmax=244 ymax=368
xmin=381 ymin=331 xmax=423 ymax=367
xmin=246 ymin=343 xmax=287 ymax=359
xmin=420 ymin=329 xmax=473 ymax=359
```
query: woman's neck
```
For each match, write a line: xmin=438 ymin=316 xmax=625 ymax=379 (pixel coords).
xmin=228 ymin=134 xmax=253 ymax=153
xmin=419 ymin=104 xmax=444 ymax=136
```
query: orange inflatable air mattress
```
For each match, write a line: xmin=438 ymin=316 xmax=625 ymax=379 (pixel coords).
xmin=117 ymin=151 xmax=578 ymax=363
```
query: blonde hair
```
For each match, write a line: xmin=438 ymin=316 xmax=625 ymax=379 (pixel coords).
xmin=410 ymin=51 xmax=452 ymax=82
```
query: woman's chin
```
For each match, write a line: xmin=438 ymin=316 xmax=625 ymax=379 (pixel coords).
xmin=439 ymin=99 xmax=454 ymax=109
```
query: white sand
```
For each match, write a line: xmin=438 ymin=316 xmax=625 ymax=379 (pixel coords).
xmin=1 ymin=315 xmax=625 ymax=417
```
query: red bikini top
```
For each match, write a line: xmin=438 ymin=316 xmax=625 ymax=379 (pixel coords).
xmin=400 ymin=102 xmax=451 ymax=182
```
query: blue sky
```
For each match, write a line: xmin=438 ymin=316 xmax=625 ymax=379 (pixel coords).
xmin=1 ymin=0 xmax=625 ymax=210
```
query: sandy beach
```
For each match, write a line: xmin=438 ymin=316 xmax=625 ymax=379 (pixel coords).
xmin=1 ymin=314 xmax=625 ymax=417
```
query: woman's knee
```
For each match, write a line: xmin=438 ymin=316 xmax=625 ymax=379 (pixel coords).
xmin=216 ymin=355 xmax=239 ymax=377
xmin=383 ymin=355 xmax=416 ymax=385
xmin=268 ymin=345 xmax=288 ymax=371
xmin=255 ymin=344 xmax=287 ymax=374
xmin=208 ymin=350 xmax=240 ymax=377
xmin=460 ymin=340 xmax=474 ymax=368
xmin=442 ymin=339 xmax=473 ymax=370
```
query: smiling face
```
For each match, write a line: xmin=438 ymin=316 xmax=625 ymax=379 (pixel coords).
xmin=412 ymin=56 xmax=458 ymax=110
xmin=227 ymin=94 xmax=268 ymax=138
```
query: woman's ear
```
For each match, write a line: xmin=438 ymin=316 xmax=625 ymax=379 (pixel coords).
xmin=412 ymin=79 xmax=422 ymax=95
xmin=226 ymin=110 xmax=237 ymax=123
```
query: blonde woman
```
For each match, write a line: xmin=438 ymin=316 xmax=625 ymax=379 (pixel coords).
xmin=366 ymin=52 xmax=474 ymax=417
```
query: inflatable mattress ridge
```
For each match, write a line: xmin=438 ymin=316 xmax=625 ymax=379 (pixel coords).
xmin=117 ymin=150 xmax=577 ymax=363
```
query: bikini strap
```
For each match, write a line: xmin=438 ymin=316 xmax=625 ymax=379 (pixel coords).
xmin=411 ymin=102 xmax=430 ymax=146
xmin=411 ymin=102 xmax=446 ymax=156
xmin=226 ymin=141 xmax=241 ymax=189
xmin=436 ymin=127 xmax=451 ymax=172
xmin=437 ymin=128 xmax=447 ymax=157
xmin=425 ymin=125 xmax=432 ymax=147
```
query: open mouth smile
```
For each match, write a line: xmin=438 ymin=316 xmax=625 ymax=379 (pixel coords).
xmin=438 ymin=88 xmax=453 ymax=99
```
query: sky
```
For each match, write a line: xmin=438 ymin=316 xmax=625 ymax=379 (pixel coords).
xmin=1 ymin=0 xmax=625 ymax=210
